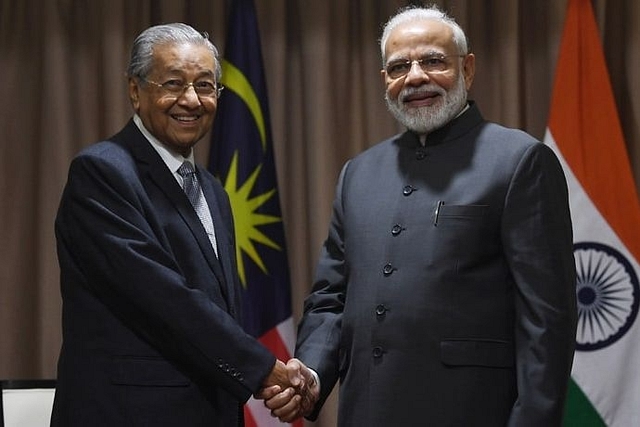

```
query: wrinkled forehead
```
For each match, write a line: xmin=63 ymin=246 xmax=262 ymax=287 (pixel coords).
xmin=151 ymin=42 xmax=216 ymax=73
xmin=384 ymin=19 xmax=456 ymax=60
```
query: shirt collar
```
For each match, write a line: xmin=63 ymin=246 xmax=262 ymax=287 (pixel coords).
xmin=132 ymin=114 xmax=195 ymax=175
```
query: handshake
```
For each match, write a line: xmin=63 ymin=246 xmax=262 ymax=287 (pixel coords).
xmin=256 ymin=358 xmax=321 ymax=423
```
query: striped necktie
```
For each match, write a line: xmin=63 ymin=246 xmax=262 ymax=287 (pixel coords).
xmin=177 ymin=161 xmax=218 ymax=256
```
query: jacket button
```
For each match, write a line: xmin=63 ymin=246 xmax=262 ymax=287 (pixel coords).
xmin=372 ymin=347 xmax=384 ymax=358
xmin=402 ymin=185 xmax=415 ymax=196
xmin=416 ymin=149 xmax=427 ymax=160
xmin=383 ymin=263 xmax=395 ymax=276
xmin=391 ymin=224 xmax=403 ymax=236
xmin=376 ymin=304 xmax=387 ymax=316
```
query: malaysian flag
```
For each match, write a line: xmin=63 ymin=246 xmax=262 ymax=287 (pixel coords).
xmin=208 ymin=1 xmax=301 ymax=426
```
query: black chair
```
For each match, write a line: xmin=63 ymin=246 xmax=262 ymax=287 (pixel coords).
xmin=0 ymin=380 xmax=56 ymax=427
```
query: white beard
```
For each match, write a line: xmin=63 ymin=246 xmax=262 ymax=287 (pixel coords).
xmin=385 ymin=72 xmax=468 ymax=134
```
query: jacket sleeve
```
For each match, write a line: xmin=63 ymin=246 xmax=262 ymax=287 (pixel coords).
xmin=502 ymin=143 xmax=577 ymax=426
xmin=294 ymin=161 xmax=351 ymax=420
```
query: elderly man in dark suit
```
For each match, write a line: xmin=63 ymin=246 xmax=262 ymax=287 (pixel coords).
xmin=52 ymin=23 xmax=307 ymax=427
xmin=262 ymin=5 xmax=577 ymax=426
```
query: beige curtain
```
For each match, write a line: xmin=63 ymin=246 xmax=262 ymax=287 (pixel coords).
xmin=1 ymin=1 xmax=638 ymax=425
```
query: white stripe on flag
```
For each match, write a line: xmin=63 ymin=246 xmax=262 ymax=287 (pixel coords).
xmin=545 ymin=130 xmax=640 ymax=426
xmin=276 ymin=316 xmax=297 ymax=356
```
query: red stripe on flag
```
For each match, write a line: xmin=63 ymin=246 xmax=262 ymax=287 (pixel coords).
xmin=244 ymin=407 xmax=258 ymax=427
xmin=548 ymin=0 xmax=640 ymax=261
xmin=258 ymin=323 xmax=292 ymax=361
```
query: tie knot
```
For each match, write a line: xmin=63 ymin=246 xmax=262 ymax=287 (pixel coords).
xmin=177 ymin=161 xmax=196 ymax=178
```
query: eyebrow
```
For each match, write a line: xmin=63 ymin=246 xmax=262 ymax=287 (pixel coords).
xmin=387 ymin=50 xmax=446 ymax=62
xmin=162 ymin=68 xmax=216 ymax=78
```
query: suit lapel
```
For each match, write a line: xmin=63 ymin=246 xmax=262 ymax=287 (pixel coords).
xmin=197 ymin=166 xmax=240 ymax=315
xmin=119 ymin=121 xmax=228 ymax=296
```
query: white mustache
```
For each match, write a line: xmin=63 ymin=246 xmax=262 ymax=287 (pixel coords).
xmin=400 ymin=85 xmax=445 ymax=101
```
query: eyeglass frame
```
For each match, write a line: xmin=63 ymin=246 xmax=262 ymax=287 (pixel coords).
xmin=384 ymin=53 xmax=468 ymax=79
xmin=138 ymin=76 xmax=224 ymax=99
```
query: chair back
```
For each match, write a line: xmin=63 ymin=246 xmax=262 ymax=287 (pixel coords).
xmin=0 ymin=380 xmax=56 ymax=427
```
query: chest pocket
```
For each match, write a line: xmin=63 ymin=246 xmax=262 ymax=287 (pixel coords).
xmin=437 ymin=204 xmax=488 ymax=222
xmin=430 ymin=204 xmax=493 ymax=267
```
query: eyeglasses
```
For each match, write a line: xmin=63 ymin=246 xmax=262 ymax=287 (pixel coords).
xmin=384 ymin=54 xmax=466 ymax=79
xmin=140 ymin=77 xmax=224 ymax=98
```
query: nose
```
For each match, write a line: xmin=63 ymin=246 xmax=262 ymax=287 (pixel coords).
xmin=404 ymin=60 xmax=430 ymax=84
xmin=177 ymin=84 xmax=201 ymax=106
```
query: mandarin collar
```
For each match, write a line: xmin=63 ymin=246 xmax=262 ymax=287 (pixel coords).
xmin=398 ymin=100 xmax=484 ymax=149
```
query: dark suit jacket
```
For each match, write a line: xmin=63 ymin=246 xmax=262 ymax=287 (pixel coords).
xmin=52 ymin=120 xmax=275 ymax=427
xmin=296 ymin=102 xmax=577 ymax=426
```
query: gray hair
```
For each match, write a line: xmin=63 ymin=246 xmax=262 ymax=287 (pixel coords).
xmin=379 ymin=5 xmax=469 ymax=64
xmin=127 ymin=23 xmax=222 ymax=83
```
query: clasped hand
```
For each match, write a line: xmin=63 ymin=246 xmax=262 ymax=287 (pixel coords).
xmin=256 ymin=358 xmax=320 ymax=422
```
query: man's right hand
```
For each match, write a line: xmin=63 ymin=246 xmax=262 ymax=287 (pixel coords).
xmin=256 ymin=358 xmax=320 ymax=422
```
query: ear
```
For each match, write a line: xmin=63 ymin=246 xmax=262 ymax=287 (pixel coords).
xmin=462 ymin=53 xmax=476 ymax=90
xmin=128 ymin=78 xmax=141 ymax=112
xmin=381 ymin=68 xmax=388 ymax=85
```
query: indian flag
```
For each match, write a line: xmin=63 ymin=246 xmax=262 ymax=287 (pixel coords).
xmin=543 ymin=0 xmax=640 ymax=425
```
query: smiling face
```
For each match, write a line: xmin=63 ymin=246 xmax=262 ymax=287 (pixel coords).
xmin=129 ymin=42 xmax=218 ymax=156
xmin=381 ymin=18 xmax=475 ymax=134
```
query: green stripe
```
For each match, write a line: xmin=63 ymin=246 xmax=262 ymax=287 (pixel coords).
xmin=220 ymin=59 xmax=267 ymax=152
xmin=563 ymin=378 xmax=607 ymax=426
